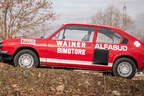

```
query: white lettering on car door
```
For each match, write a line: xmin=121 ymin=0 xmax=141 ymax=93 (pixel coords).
xmin=56 ymin=41 xmax=86 ymax=55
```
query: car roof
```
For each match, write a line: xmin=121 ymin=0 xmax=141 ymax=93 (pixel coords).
xmin=63 ymin=23 xmax=141 ymax=43
xmin=64 ymin=24 xmax=131 ymax=36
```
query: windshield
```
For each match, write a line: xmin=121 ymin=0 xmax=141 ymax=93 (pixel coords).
xmin=45 ymin=24 xmax=64 ymax=38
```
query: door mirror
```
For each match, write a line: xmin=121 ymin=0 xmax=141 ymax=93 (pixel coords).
xmin=40 ymin=36 xmax=44 ymax=39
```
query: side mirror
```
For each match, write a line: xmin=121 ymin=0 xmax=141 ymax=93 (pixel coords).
xmin=40 ymin=36 xmax=44 ymax=38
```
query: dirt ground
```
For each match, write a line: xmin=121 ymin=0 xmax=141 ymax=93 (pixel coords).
xmin=0 ymin=63 xmax=144 ymax=96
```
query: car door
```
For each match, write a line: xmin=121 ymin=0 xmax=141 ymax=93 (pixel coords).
xmin=45 ymin=24 xmax=96 ymax=67
xmin=94 ymin=27 xmax=123 ymax=67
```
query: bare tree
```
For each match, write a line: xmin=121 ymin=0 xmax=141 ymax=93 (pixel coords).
xmin=91 ymin=6 xmax=135 ymax=31
xmin=0 ymin=0 xmax=55 ymax=40
xmin=28 ymin=23 xmax=53 ymax=38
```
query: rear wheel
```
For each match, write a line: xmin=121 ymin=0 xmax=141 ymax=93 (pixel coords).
xmin=112 ymin=58 xmax=137 ymax=79
xmin=14 ymin=49 xmax=39 ymax=68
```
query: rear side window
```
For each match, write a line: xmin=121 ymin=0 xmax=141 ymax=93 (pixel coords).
xmin=96 ymin=28 xmax=122 ymax=44
xmin=122 ymin=37 xmax=129 ymax=44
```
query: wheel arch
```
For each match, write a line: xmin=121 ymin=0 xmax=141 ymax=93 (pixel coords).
xmin=113 ymin=55 xmax=138 ymax=69
xmin=13 ymin=46 xmax=40 ymax=64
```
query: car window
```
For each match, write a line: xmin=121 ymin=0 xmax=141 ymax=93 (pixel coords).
xmin=53 ymin=25 xmax=95 ymax=42
xmin=96 ymin=28 xmax=122 ymax=44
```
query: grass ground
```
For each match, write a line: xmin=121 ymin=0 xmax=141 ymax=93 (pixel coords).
xmin=0 ymin=62 xmax=144 ymax=96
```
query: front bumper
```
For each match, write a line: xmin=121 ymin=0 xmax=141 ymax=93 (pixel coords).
xmin=0 ymin=50 xmax=12 ymax=61
xmin=0 ymin=50 xmax=8 ymax=54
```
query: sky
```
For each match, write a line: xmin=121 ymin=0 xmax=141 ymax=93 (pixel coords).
xmin=51 ymin=0 xmax=144 ymax=31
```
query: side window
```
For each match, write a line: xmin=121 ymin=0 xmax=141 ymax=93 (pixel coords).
xmin=53 ymin=25 xmax=95 ymax=42
xmin=96 ymin=28 xmax=122 ymax=44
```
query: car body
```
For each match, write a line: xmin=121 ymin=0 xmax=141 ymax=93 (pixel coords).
xmin=0 ymin=23 xmax=144 ymax=79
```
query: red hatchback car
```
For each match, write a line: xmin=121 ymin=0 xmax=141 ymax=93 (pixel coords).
xmin=0 ymin=24 xmax=144 ymax=79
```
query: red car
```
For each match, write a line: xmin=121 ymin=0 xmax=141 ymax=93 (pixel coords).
xmin=0 ymin=24 xmax=144 ymax=79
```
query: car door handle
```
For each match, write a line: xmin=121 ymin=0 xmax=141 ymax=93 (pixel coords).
xmin=86 ymin=44 xmax=93 ymax=46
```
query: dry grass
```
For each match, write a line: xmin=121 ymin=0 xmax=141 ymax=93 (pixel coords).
xmin=0 ymin=63 xmax=144 ymax=96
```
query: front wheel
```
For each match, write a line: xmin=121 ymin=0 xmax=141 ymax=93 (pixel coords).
xmin=112 ymin=58 xmax=137 ymax=79
xmin=14 ymin=49 xmax=39 ymax=68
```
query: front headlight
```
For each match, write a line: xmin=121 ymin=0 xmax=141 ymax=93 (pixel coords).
xmin=0 ymin=41 xmax=3 ymax=49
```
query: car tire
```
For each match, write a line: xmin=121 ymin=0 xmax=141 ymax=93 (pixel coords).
xmin=112 ymin=58 xmax=136 ymax=79
xmin=14 ymin=49 xmax=39 ymax=68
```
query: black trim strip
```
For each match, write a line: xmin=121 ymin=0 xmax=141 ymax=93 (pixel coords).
xmin=93 ymin=49 xmax=109 ymax=65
